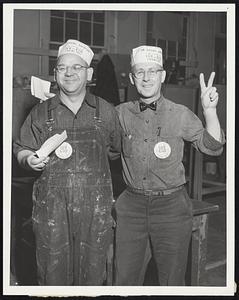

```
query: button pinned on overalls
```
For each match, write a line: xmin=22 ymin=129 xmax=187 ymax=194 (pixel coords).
xmin=55 ymin=142 xmax=73 ymax=159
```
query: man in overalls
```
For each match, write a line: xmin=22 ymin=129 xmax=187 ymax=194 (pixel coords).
xmin=114 ymin=46 xmax=225 ymax=285
xmin=14 ymin=39 xmax=121 ymax=285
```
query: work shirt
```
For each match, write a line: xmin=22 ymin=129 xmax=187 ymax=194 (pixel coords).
xmin=13 ymin=92 xmax=121 ymax=159
xmin=116 ymin=96 xmax=225 ymax=190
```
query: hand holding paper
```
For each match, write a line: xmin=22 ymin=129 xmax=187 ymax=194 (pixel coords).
xmin=35 ymin=130 xmax=67 ymax=158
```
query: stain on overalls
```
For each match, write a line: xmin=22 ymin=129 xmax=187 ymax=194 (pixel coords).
xmin=32 ymin=97 xmax=114 ymax=285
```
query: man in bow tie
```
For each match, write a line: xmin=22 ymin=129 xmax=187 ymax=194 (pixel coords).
xmin=114 ymin=45 xmax=225 ymax=285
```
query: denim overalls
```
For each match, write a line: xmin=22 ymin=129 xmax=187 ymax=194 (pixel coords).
xmin=32 ymin=97 xmax=114 ymax=285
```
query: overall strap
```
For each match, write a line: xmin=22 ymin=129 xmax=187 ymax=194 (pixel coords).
xmin=45 ymin=99 xmax=55 ymax=132
xmin=94 ymin=96 xmax=101 ymax=122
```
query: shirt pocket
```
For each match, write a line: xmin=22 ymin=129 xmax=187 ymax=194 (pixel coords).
xmin=122 ymin=133 xmax=133 ymax=158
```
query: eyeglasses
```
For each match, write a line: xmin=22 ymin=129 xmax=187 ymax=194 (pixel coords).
xmin=133 ymin=69 xmax=164 ymax=79
xmin=55 ymin=64 xmax=88 ymax=74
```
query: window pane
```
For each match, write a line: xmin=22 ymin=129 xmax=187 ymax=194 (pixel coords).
xmin=66 ymin=12 xmax=77 ymax=19
xmin=93 ymin=23 xmax=104 ymax=46
xmin=50 ymin=17 xmax=64 ymax=42
xmin=168 ymin=40 xmax=176 ymax=57
xmin=49 ymin=56 xmax=57 ymax=75
xmin=93 ymin=12 xmax=104 ymax=23
xmin=65 ymin=19 xmax=77 ymax=40
xmin=91 ymin=47 xmax=102 ymax=54
xmin=51 ymin=10 xmax=64 ymax=17
xmin=79 ymin=21 xmax=91 ymax=45
xmin=80 ymin=12 xmax=91 ymax=21
xmin=49 ymin=43 xmax=60 ymax=50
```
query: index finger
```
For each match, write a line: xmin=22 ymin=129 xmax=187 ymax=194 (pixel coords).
xmin=199 ymin=73 xmax=206 ymax=90
xmin=207 ymin=72 xmax=215 ymax=87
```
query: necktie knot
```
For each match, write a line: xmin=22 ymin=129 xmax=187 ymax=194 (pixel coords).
xmin=139 ymin=101 xmax=157 ymax=112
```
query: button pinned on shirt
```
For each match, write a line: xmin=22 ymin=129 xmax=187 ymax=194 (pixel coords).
xmin=154 ymin=141 xmax=171 ymax=159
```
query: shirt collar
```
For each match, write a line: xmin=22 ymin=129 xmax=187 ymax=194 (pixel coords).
xmin=47 ymin=90 xmax=96 ymax=111
xmin=129 ymin=94 xmax=165 ymax=114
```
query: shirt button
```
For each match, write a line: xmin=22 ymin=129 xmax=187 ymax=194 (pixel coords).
xmin=146 ymin=120 xmax=149 ymax=124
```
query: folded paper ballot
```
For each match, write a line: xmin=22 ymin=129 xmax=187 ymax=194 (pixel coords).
xmin=35 ymin=130 xmax=67 ymax=158
xmin=31 ymin=76 xmax=51 ymax=101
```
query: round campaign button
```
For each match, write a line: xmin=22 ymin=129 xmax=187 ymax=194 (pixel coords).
xmin=154 ymin=141 xmax=171 ymax=159
xmin=55 ymin=142 xmax=73 ymax=159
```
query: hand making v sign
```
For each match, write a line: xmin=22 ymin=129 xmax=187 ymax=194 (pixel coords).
xmin=200 ymin=72 xmax=219 ymax=111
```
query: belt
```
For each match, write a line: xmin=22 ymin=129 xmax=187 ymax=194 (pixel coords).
xmin=126 ymin=185 xmax=184 ymax=196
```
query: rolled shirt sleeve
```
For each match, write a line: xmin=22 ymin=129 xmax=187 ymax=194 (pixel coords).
xmin=181 ymin=106 xmax=225 ymax=156
xmin=13 ymin=105 xmax=43 ymax=157
xmin=202 ymin=129 xmax=225 ymax=152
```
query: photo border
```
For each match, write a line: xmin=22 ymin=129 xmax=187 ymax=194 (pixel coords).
xmin=3 ymin=2 xmax=236 ymax=296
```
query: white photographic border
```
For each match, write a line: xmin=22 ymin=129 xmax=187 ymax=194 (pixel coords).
xmin=3 ymin=2 xmax=235 ymax=296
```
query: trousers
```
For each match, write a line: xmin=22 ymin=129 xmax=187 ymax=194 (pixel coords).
xmin=114 ymin=187 xmax=193 ymax=286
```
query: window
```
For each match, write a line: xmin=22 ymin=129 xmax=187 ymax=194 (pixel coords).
xmin=49 ymin=10 xmax=105 ymax=75
xmin=146 ymin=12 xmax=188 ymax=83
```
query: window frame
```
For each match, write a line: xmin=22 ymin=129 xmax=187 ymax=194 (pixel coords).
xmin=48 ymin=10 xmax=107 ymax=76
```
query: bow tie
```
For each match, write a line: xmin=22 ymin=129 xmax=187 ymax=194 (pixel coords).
xmin=139 ymin=101 xmax=157 ymax=112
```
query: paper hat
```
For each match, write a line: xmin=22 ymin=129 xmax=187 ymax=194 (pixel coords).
xmin=58 ymin=39 xmax=94 ymax=66
xmin=131 ymin=46 xmax=163 ymax=67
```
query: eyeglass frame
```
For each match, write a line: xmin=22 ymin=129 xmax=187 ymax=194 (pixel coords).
xmin=132 ymin=68 xmax=164 ymax=79
xmin=54 ymin=64 xmax=89 ymax=74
